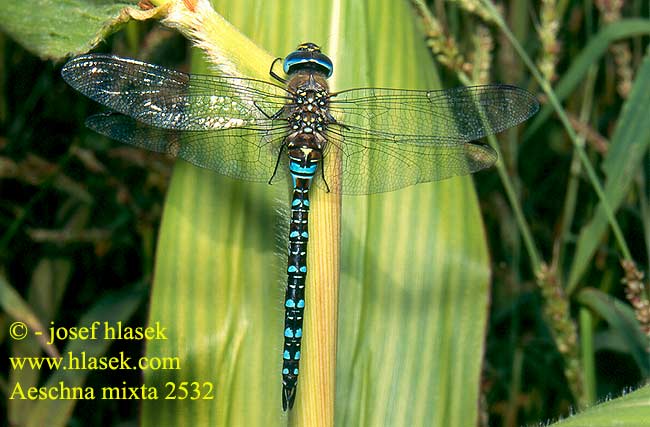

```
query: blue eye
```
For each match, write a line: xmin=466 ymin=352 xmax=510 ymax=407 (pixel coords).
xmin=282 ymin=43 xmax=333 ymax=78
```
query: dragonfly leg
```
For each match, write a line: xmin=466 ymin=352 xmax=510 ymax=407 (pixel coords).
xmin=268 ymin=142 xmax=286 ymax=185
xmin=327 ymin=111 xmax=350 ymax=130
xmin=253 ymin=101 xmax=274 ymax=119
xmin=320 ymin=163 xmax=330 ymax=192
xmin=269 ymin=57 xmax=287 ymax=84
xmin=270 ymin=106 xmax=288 ymax=120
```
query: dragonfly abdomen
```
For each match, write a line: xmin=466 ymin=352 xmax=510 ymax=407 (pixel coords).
xmin=282 ymin=144 xmax=321 ymax=410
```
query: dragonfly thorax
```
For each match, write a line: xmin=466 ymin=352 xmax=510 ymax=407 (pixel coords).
xmin=286 ymin=72 xmax=331 ymax=133
xmin=289 ymin=110 xmax=325 ymax=133
xmin=287 ymin=70 xmax=330 ymax=95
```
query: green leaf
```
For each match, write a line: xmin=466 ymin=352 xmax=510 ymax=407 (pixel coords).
xmin=22 ymin=285 xmax=146 ymax=427
xmin=0 ymin=0 xmax=162 ymax=59
xmin=1 ymin=278 xmax=146 ymax=427
xmin=548 ymin=385 xmax=650 ymax=426
xmin=4 ymin=259 xmax=71 ymax=427
xmin=567 ymin=46 xmax=650 ymax=290
xmin=524 ymin=19 xmax=650 ymax=139
xmin=576 ymin=288 xmax=650 ymax=376
xmin=0 ymin=274 xmax=51 ymax=347
xmin=334 ymin=5 xmax=488 ymax=423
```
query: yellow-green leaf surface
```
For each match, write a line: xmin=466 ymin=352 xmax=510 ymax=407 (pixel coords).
xmin=548 ymin=385 xmax=650 ymax=426
xmin=141 ymin=1 xmax=490 ymax=426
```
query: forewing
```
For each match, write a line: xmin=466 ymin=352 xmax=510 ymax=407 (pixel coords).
xmin=86 ymin=113 xmax=288 ymax=184
xmin=61 ymin=54 xmax=289 ymax=131
xmin=329 ymin=85 xmax=539 ymax=141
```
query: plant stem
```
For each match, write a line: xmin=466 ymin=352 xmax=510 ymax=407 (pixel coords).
xmin=579 ymin=307 xmax=597 ymax=405
xmin=459 ymin=72 xmax=543 ymax=273
xmin=556 ymin=65 xmax=598 ymax=281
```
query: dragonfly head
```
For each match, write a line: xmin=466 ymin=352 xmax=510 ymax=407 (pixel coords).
xmin=283 ymin=42 xmax=333 ymax=78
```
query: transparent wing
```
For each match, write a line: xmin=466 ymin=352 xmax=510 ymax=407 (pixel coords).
xmin=323 ymin=85 xmax=538 ymax=194
xmin=62 ymin=54 xmax=293 ymax=183
xmin=86 ymin=113 xmax=288 ymax=184
xmin=61 ymin=54 xmax=289 ymax=131
xmin=320 ymin=128 xmax=498 ymax=194
xmin=329 ymin=85 xmax=539 ymax=141
xmin=63 ymin=55 xmax=539 ymax=194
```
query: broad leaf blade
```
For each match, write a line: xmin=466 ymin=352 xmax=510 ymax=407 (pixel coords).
xmin=333 ymin=3 xmax=490 ymax=426
xmin=548 ymin=385 xmax=650 ymax=426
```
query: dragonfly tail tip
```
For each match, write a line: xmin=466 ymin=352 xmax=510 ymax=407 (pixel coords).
xmin=282 ymin=385 xmax=297 ymax=411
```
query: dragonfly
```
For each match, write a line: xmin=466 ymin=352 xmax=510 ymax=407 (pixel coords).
xmin=61 ymin=42 xmax=539 ymax=411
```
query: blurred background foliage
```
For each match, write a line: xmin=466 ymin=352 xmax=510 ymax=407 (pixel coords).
xmin=1 ymin=0 xmax=650 ymax=426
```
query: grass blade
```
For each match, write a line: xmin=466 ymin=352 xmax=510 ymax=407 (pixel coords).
xmin=567 ymin=46 xmax=650 ymax=291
